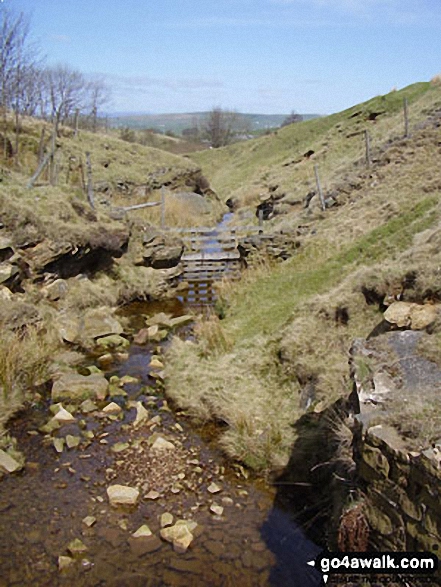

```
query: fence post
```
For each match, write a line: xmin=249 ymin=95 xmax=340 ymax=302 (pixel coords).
xmin=161 ymin=186 xmax=166 ymax=228
xmin=404 ymin=98 xmax=409 ymax=138
xmin=258 ymin=208 xmax=264 ymax=227
xmin=314 ymin=164 xmax=326 ymax=211
xmin=85 ymin=152 xmax=95 ymax=209
xmin=365 ymin=130 xmax=371 ymax=168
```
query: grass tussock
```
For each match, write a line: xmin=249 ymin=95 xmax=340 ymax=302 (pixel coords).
xmin=0 ymin=324 xmax=59 ymax=431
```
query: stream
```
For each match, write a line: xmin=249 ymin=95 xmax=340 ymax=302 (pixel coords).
xmin=0 ymin=216 xmax=323 ymax=587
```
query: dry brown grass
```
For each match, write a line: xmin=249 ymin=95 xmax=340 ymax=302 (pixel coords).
xmin=0 ymin=324 xmax=59 ymax=431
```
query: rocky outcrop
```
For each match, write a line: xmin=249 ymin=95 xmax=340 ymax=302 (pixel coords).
xmin=141 ymin=230 xmax=184 ymax=269
xmin=238 ymin=230 xmax=301 ymax=264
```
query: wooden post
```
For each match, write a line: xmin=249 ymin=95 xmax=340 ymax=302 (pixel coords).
xmin=85 ymin=152 xmax=95 ymax=209
xmin=404 ymin=98 xmax=409 ymax=138
xmin=161 ymin=186 xmax=166 ymax=228
xmin=365 ymin=130 xmax=371 ymax=168
xmin=37 ymin=127 xmax=46 ymax=164
xmin=314 ymin=164 xmax=326 ymax=211
xmin=27 ymin=145 xmax=57 ymax=189
xmin=258 ymin=208 xmax=264 ymax=227
xmin=74 ymin=109 xmax=80 ymax=138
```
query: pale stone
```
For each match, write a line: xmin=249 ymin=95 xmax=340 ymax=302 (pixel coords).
xmin=151 ymin=436 xmax=175 ymax=452
xmin=160 ymin=512 xmax=174 ymax=528
xmin=133 ymin=401 xmax=149 ymax=427
xmin=384 ymin=301 xmax=439 ymax=330
xmin=119 ymin=375 xmax=139 ymax=385
xmin=102 ymin=402 xmax=122 ymax=415
xmin=67 ymin=538 xmax=88 ymax=555
xmin=82 ymin=516 xmax=96 ymax=527
xmin=66 ymin=435 xmax=81 ymax=449
xmin=111 ymin=442 xmax=129 ymax=453
xmin=80 ymin=399 xmax=98 ymax=414
xmin=207 ymin=482 xmax=222 ymax=494
xmin=0 ymin=286 xmax=12 ymax=301
xmin=0 ymin=449 xmax=22 ymax=473
xmin=51 ymin=372 xmax=109 ymax=402
xmin=39 ymin=417 xmax=61 ymax=434
xmin=53 ymin=406 xmax=76 ymax=423
xmin=210 ymin=503 xmax=224 ymax=516
xmin=82 ymin=307 xmax=123 ymax=340
xmin=132 ymin=524 xmax=152 ymax=538
xmin=95 ymin=334 xmax=129 ymax=351
xmin=107 ymin=484 xmax=140 ymax=506
xmin=169 ymin=315 xmax=194 ymax=329
xmin=53 ymin=438 xmax=65 ymax=453
xmin=149 ymin=358 xmax=164 ymax=370
xmin=44 ymin=279 xmax=68 ymax=302
xmin=58 ymin=556 xmax=74 ymax=570
xmin=160 ymin=520 xmax=196 ymax=554
xmin=145 ymin=490 xmax=161 ymax=500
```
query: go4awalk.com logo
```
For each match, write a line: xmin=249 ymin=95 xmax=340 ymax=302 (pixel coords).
xmin=307 ymin=551 xmax=439 ymax=585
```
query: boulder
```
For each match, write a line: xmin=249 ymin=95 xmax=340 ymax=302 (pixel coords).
xmin=0 ymin=235 xmax=14 ymax=262
xmin=82 ymin=307 xmax=123 ymax=340
xmin=0 ymin=286 xmax=12 ymax=301
xmin=143 ymin=236 xmax=184 ymax=270
xmin=384 ymin=302 xmax=439 ymax=330
xmin=51 ymin=372 xmax=109 ymax=402
xmin=160 ymin=520 xmax=197 ymax=554
xmin=107 ymin=484 xmax=140 ymax=506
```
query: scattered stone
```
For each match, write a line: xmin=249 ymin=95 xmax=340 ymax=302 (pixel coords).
xmin=169 ymin=315 xmax=194 ymax=329
xmin=102 ymin=402 xmax=122 ymax=415
xmin=207 ymin=482 xmax=222 ymax=494
xmin=95 ymin=334 xmax=129 ymax=351
xmin=107 ymin=484 xmax=140 ymax=507
xmin=149 ymin=358 xmax=164 ymax=370
xmin=53 ymin=438 xmax=65 ymax=453
xmin=67 ymin=538 xmax=88 ymax=555
xmin=133 ymin=401 xmax=149 ymax=427
xmin=66 ymin=435 xmax=81 ymax=449
xmin=97 ymin=353 xmax=113 ymax=367
xmin=80 ymin=399 xmax=98 ymax=414
xmin=221 ymin=497 xmax=234 ymax=507
xmin=39 ymin=417 xmax=61 ymax=435
xmin=145 ymin=490 xmax=161 ymax=501
xmin=58 ymin=556 xmax=74 ymax=570
xmin=210 ymin=503 xmax=224 ymax=516
xmin=151 ymin=436 xmax=175 ymax=452
xmin=111 ymin=442 xmax=130 ymax=453
xmin=0 ymin=449 xmax=22 ymax=473
xmin=132 ymin=524 xmax=152 ymax=538
xmin=160 ymin=520 xmax=197 ymax=554
xmin=160 ymin=512 xmax=174 ymax=528
xmin=53 ymin=406 xmax=76 ymax=424
xmin=82 ymin=516 xmax=97 ymax=528
xmin=133 ymin=328 xmax=149 ymax=345
xmin=119 ymin=375 xmax=139 ymax=386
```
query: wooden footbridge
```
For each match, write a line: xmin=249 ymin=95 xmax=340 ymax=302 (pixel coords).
xmin=165 ymin=224 xmax=263 ymax=283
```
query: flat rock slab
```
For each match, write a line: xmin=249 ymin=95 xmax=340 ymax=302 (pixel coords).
xmin=107 ymin=484 xmax=140 ymax=506
xmin=52 ymin=372 xmax=109 ymax=402
xmin=128 ymin=535 xmax=162 ymax=556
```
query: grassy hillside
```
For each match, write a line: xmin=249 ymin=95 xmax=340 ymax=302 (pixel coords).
xmin=190 ymin=82 xmax=435 ymax=206
xmin=165 ymin=80 xmax=441 ymax=471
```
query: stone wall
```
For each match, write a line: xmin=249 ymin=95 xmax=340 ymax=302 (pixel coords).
xmin=356 ymin=424 xmax=441 ymax=555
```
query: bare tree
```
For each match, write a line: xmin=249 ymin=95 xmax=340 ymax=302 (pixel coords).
xmin=86 ymin=76 xmax=111 ymax=132
xmin=281 ymin=110 xmax=303 ymax=127
xmin=204 ymin=107 xmax=239 ymax=148
xmin=43 ymin=64 xmax=87 ymax=127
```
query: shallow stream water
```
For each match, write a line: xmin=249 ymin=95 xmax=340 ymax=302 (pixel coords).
xmin=0 ymin=216 xmax=324 ymax=587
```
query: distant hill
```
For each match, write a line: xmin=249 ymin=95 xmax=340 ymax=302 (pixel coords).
xmin=107 ymin=112 xmax=321 ymax=134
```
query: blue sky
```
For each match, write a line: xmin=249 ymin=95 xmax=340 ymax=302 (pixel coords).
xmin=4 ymin=0 xmax=441 ymax=114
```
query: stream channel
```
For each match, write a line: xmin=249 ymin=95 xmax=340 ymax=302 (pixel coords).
xmin=0 ymin=215 xmax=323 ymax=587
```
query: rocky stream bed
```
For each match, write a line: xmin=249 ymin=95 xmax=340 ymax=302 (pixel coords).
xmin=0 ymin=295 xmax=323 ymax=587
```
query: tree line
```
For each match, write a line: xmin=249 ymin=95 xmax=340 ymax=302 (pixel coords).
xmin=0 ymin=5 xmax=110 ymax=157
